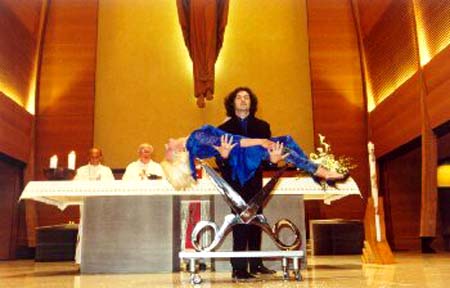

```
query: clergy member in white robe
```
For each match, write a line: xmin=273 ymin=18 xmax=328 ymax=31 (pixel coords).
xmin=73 ymin=147 xmax=115 ymax=264
xmin=122 ymin=143 xmax=164 ymax=180
xmin=74 ymin=150 xmax=114 ymax=181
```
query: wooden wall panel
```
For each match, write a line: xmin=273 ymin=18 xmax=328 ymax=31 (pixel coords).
xmin=307 ymin=0 xmax=369 ymax=220
xmin=414 ymin=0 xmax=450 ymax=60
xmin=0 ymin=93 xmax=33 ymax=163
xmin=0 ymin=157 xmax=24 ymax=259
xmin=380 ymin=143 xmax=421 ymax=250
xmin=357 ymin=0 xmax=450 ymax=251
xmin=369 ymin=74 xmax=421 ymax=157
xmin=361 ymin=0 xmax=450 ymax=155
xmin=356 ymin=0 xmax=391 ymax=36
xmin=1 ymin=0 xmax=43 ymax=36
xmin=0 ymin=0 xmax=42 ymax=108
xmin=0 ymin=0 xmax=44 ymax=254
xmin=361 ymin=0 xmax=418 ymax=105
xmin=34 ymin=0 xmax=98 ymax=233
xmin=437 ymin=124 xmax=450 ymax=160
xmin=423 ymin=48 xmax=450 ymax=129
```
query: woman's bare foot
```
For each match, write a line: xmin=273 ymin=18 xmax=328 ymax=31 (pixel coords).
xmin=314 ymin=166 xmax=346 ymax=181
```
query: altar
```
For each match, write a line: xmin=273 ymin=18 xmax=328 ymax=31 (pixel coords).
xmin=20 ymin=176 xmax=360 ymax=274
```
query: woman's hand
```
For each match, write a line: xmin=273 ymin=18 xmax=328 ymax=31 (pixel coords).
xmin=213 ymin=134 xmax=237 ymax=159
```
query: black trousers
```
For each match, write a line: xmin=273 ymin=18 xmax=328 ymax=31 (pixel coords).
xmin=230 ymin=208 xmax=264 ymax=271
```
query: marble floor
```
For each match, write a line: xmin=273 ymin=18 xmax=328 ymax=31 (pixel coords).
xmin=0 ymin=253 xmax=449 ymax=287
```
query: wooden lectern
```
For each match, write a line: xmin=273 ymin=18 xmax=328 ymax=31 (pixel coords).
xmin=361 ymin=197 xmax=395 ymax=264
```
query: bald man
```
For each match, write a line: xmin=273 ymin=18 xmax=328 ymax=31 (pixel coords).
xmin=73 ymin=147 xmax=114 ymax=265
xmin=74 ymin=148 xmax=114 ymax=181
xmin=122 ymin=143 xmax=164 ymax=180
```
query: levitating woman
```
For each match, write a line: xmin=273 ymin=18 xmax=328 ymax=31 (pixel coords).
xmin=161 ymin=125 xmax=347 ymax=190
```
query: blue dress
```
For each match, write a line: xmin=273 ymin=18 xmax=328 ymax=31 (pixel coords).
xmin=185 ymin=125 xmax=319 ymax=186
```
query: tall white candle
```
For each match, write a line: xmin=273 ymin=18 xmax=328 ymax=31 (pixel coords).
xmin=375 ymin=214 xmax=382 ymax=242
xmin=49 ymin=155 xmax=58 ymax=169
xmin=368 ymin=142 xmax=379 ymax=208
xmin=68 ymin=151 xmax=76 ymax=170
xmin=368 ymin=142 xmax=381 ymax=242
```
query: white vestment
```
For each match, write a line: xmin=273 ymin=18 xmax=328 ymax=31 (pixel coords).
xmin=74 ymin=164 xmax=115 ymax=181
xmin=122 ymin=160 xmax=165 ymax=180
xmin=73 ymin=163 xmax=115 ymax=264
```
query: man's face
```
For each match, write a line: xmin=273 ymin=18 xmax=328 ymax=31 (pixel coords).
xmin=234 ymin=90 xmax=251 ymax=113
xmin=89 ymin=150 xmax=102 ymax=166
xmin=139 ymin=147 xmax=152 ymax=163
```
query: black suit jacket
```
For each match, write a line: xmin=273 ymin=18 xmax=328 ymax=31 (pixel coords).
xmin=217 ymin=116 xmax=271 ymax=202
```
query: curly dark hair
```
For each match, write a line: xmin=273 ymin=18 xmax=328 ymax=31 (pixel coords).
xmin=224 ymin=87 xmax=258 ymax=117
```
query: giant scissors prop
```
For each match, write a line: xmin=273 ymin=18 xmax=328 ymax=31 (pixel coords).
xmin=191 ymin=161 xmax=301 ymax=252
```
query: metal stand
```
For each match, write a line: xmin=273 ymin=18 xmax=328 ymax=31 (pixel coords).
xmin=188 ymin=258 xmax=202 ymax=285
xmin=179 ymin=250 xmax=304 ymax=285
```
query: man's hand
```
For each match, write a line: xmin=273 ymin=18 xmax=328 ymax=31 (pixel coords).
xmin=268 ymin=141 xmax=289 ymax=164
xmin=213 ymin=134 xmax=237 ymax=159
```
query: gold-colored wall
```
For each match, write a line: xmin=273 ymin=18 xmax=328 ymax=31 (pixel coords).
xmin=95 ymin=0 xmax=313 ymax=167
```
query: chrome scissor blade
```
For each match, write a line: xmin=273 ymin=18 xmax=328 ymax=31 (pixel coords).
xmin=201 ymin=162 xmax=249 ymax=215
xmin=240 ymin=165 xmax=288 ymax=222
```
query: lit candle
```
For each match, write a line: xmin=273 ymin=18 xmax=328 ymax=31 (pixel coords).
xmin=49 ymin=155 xmax=58 ymax=169
xmin=68 ymin=151 xmax=76 ymax=170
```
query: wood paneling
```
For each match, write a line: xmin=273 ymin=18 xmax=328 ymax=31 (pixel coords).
xmin=362 ymin=0 xmax=450 ymax=153
xmin=36 ymin=0 xmax=98 ymax=178
xmin=33 ymin=0 xmax=98 ymax=235
xmin=369 ymin=74 xmax=421 ymax=157
xmin=0 ymin=92 xmax=33 ymax=163
xmin=0 ymin=0 xmax=42 ymax=107
xmin=0 ymin=0 xmax=44 ymax=253
xmin=379 ymin=142 xmax=421 ymax=250
xmin=414 ymin=0 xmax=450 ymax=59
xmin=356 ymin=0 xmax=391 ymax=36
xmin=1 ymin=0 xmax=43 ymax=36
xmin=361 ymin=0 xmax=417 ymax=105
xmin=0 ymin=156 xmax=24 ymax=259
xmin=423 ymin=48 xmax=450 ymax=129
xmin=357 ymin=0 xmax=450 ymax=251
xmin=307 ymin=0 xmax=369 ymax=220
xmin=437 ymin=123 xmax=450 ymax=160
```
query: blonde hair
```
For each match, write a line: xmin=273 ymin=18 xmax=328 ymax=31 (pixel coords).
xmin=161 ymin=151 xmax=195 ymax=190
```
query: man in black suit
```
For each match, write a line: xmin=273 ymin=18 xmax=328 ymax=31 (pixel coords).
xmin=216 ymin=87 xmax=280 ymax=280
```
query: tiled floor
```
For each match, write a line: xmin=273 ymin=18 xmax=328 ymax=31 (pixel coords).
xmin=0 ymin=253 xmax=449 ymax=287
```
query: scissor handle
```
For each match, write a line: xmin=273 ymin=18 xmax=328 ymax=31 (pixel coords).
xmin=271 ymin=218 xmax=302 ymax=250
xmin=191 ymin=214 xmax=239 ymax=251
xmin=190 ymin=215 xmax=301 ymax=252
xmin=251 ymin=216 xmax=301 ymax=250
xmin=191 ymin=221 xmax=219 ymax=251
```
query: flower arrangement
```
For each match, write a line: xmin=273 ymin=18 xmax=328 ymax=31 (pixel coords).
xmin=308 ymin=134 xmax=356 ymax=189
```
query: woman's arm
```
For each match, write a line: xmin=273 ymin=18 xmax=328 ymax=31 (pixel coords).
xmin=240 ymin=138 xmax=274 ymax=148
xmin=214 ymin=137 xmax=274 ymax=159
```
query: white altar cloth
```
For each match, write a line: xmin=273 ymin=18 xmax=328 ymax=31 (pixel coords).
xmin=20 ymin=176 xmax=361 ymax=210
